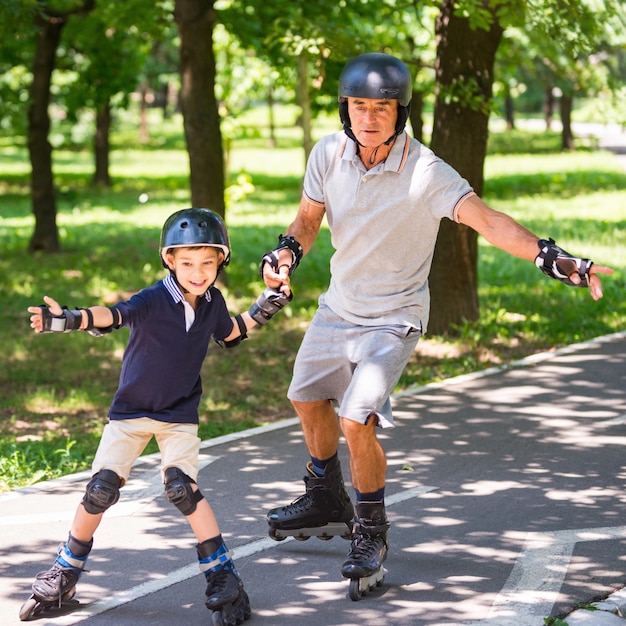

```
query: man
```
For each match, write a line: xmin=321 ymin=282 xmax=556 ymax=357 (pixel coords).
xmin=260 ymin=52 xmax=613 ymax=594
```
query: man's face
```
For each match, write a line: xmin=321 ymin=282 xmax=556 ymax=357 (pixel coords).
xmin=347 ymin=97 xmax=399 ymax=147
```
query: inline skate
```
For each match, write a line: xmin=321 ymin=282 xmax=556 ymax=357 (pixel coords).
xmin=198 ymin=538 xmax=251 ymax=626
xmin=267 ymin=456 xmax=354 ymax=541
xmin=19 ymin=534 xmax=91 ymax=621
xmin=341 ymin=502 xmax=389 ymax=601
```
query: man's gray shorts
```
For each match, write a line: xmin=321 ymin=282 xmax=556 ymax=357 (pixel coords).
xmin=287 ymin=302 xmax=421 ymax=428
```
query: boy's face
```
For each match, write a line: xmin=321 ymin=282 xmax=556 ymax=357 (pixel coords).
xmin=165 ymin=246 xmax=224 ymax=296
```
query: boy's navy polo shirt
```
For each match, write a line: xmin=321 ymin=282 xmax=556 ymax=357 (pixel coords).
xmin=108 ymin=275 xmax=234 ymax=425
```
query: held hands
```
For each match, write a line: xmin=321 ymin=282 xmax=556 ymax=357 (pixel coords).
xmin=261 ymin=247 xmax=293 ymax=295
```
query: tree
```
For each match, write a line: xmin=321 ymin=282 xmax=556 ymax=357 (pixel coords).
xmin=63 ymin=0 xmax=168 ymax=186
xmin=427 ymin=0 xmax=504 ymax=334
xmin=174 ymin=0 xmax=225 ymax=214
xmin=427 ymin=0 xmax=625 ymax=333
xmin=26 ymin=0 xmax=95 ymax=253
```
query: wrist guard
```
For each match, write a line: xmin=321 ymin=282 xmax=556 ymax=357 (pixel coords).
xmin=80 ymin=307 xmax=122 ymax=337
xmin=39 ymin=305 xmax=122 ymax=336
xmin=248 ymin=287 xmax=293 ymax=325
xmin=259 ymin=234 xmax=303 ymax=277
xmin=221 ymin=314 xmax=248 ymax=349
xmin=535 ymin=238 xmax=593 ymax=288
xmin=39 ymin=306 xmax=83 ymax=333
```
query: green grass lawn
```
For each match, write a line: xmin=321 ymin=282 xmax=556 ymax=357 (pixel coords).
xmin=1 ymin=113 xmax=625 ymax=492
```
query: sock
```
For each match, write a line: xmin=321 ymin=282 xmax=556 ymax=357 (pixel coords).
xmin=355 ymin=488 xmax=385 ymax=503
xmin=310 ymin=452 xmax=337 ymax=477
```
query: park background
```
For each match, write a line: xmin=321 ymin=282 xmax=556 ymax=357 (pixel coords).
xmin=1 ymin=0 xmax=625 ymax=492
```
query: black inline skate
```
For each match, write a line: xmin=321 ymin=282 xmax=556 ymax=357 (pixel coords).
xmin=198 ymin=537 xmax=251 ymax=626
xmin=341 ymin=502 xmax=389 ymax=601
xmin=19 ymin=534 xmax=92 ymax=621
xmin=266 ymin=456 xmax=354 ymax=541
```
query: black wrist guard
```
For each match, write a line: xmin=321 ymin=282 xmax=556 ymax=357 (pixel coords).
xmin=81 ymin=306 xmax=122 ymax=337
xmin=535 ymin=238 xmax=593 ymax=288
xmin=222 ymin=314 xmax=248 ymax=348
xmin=39 ymin=306 xmax=83 ymax=333
xmin=248 ymin=287 xmax=293 ymax=325
xmin=259 ymin=234 xmax=303 ymax=277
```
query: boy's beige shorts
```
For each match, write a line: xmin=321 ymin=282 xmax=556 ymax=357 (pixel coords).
xmin=91 ymin=417 xmax=200 ymax=484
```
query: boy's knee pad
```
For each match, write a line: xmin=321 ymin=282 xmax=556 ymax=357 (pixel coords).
xmin=82 ymin=469 xmax=122 ymax=514
xmin=164 ymin=467 xmax=204 ymax=516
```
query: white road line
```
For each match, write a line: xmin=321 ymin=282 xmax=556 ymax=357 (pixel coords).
xmin=8 ymin=329 xmax=626 ymax=622
xmin=464 ymin=525 xmax=626 ymax=625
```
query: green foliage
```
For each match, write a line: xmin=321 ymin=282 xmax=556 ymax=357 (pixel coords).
xmin=0 ymin=439 xmax=94 ymax=492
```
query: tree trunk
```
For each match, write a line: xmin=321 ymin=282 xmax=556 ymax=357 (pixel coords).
xmin=138 ymin=81 xmax=150 ymax=144
xmin=297 ymin=53 xmax=313 ymax=164
xmin=408 ymin=88 xmax=424 ymax=143
xmin=174 ymin=0 xmax=225 ymax=216
xmin=544 ymin=86 xmax=554 ymax=131
xmin=505 ymin=91 xmax=515 ymax=130
xmin=27 ymin=14 xmax=65 ymax=253
xmin=268 ymin=81 xmax=276 ymax=149
xmin=92 ymin=99 xmax=112 ymax=187
xmin=560 ymin=93 xmax=575 ymax=151
xmin=27 ymin=0 xmax=95 ymax=253
xmin=428 ymin=0 xmax=503 ymax=335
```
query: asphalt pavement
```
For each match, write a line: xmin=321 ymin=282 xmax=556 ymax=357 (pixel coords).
xmin=2 ymin=330 xmax=626 ymax=626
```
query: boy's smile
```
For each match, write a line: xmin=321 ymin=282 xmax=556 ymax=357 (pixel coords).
xmin=165 ymin=246 xmax=223 ymax=298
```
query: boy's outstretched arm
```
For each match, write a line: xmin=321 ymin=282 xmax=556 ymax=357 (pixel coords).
xmin=28 ymin=295 xmax=120 ymax=335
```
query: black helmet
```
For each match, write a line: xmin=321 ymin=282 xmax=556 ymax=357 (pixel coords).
xmin=338 ymin=53 xmax=412 ymax=141
xmin=160 ymin=208 xmax=230 ymax=269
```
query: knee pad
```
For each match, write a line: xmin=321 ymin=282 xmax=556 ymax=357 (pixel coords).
xmin=164 ymin=467 xmax=204 ymax=516
xmin=82 ymin=469 xmax=121 ymax=514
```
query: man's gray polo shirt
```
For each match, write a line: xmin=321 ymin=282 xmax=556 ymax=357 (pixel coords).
xmin=303 ymin=130 xmax=474 ymax=332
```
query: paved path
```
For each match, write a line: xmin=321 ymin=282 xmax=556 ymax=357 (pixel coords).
xmin=3 ymin=331 xmax=626 ymax=626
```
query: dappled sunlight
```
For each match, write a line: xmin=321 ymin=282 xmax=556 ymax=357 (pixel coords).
xmin=408 ymin=539 xmax=520 ymax=562
xmin=545 ymin=486 xmax=624 ymax=505
xmin=420 ymin=516 xmax=466 ymax=527
xmin=460 ymin=480 xmax=527 ymax=496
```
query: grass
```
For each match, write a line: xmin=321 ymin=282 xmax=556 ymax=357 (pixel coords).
xmin=1 ymin=109 xmax=625 ymax=492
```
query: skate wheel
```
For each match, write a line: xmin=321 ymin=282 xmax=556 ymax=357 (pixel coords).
xmin=349 ymin=578 xmax=362 ymax=601
xmin=317 ymin=534 xmax=333 ymax=541
xmin=19 ymin=596 xmax=39 ymax=621
xmin=294 ymin=534 xmax=310 ymax=541
xmin=268 ymin=528 xmax=286 ymax=542
xmin=211 ymin=610 xmax=224 ymax=626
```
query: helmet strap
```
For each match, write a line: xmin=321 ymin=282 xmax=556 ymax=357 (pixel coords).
xmin=170 ymin=271 xmax=190 ymax=295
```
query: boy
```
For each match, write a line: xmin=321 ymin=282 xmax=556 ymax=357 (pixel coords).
xmin=20 ymin=208 xmax=291 ymax=625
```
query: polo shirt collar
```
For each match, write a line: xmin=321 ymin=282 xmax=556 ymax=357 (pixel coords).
xmin=340 ymin=130 xmax=410 ymax=173
xmin=163 ymin=273 xmax=212 ymax=303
